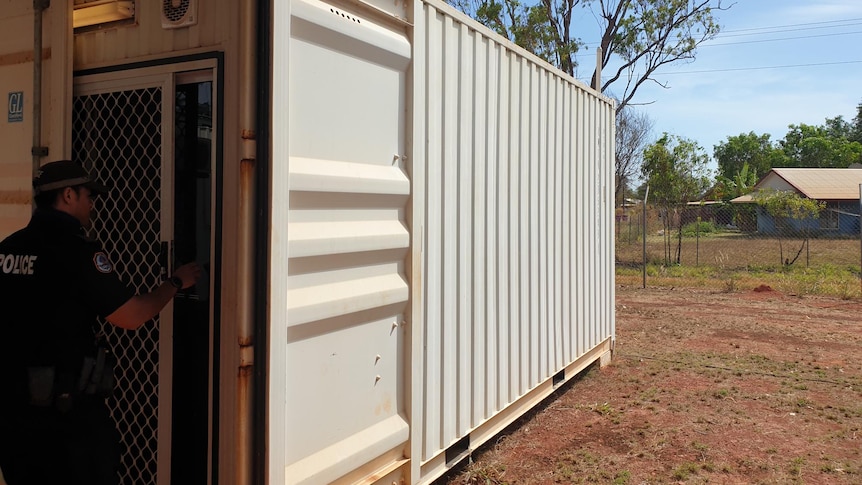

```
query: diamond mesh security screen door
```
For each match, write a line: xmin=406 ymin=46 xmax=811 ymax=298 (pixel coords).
xmin=73 ymin=86 xmax=166 ymax=485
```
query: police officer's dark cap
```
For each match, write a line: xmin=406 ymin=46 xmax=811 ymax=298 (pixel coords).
xmin=33 ymin=160 xmax=109 ymax=196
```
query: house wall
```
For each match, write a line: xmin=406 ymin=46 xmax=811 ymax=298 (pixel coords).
xmin=836 ymin=201 xmax=860 ymax=234
xmin=755 ymin=205 xmax=847 ymax=236
xmin=759 ymin=174 xmax=797 ymax=193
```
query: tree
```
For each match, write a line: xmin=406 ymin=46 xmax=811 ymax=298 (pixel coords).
xmin=591 ymin=0 xmax=727 ymax=112
xmin=461 ymin=0 xmax=576 ymax=69
xmin=641 ymin=134 xmax=711 ymax=265
xmin=615 ymin=105 xmax=653 ymax=206
xmin=851 ymin=100 xmax=862 ymax=144
xmin=451 ymin=0 xmax=729 ymax=113
xmin=713 ymin=132 xmax=785 ymax=180
xmin=824 ymin=115 xmax=853 ymax=139
xmin=752 ymin=189 xmax=824 ymax=267
xmin=712 ymin=162 xmax=758 ymax=230
xmin=779 ymin=121 xmax=862 ymax=168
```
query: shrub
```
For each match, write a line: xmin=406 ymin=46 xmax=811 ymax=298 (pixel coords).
xmin=681 ymin=220 xmax=718 ymax=237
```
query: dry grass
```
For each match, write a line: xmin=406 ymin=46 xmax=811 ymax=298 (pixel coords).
xmin=615 ymin=231 xmax=862 ymax=299
xmin=617 ymin=232 xmax=862 ymax=270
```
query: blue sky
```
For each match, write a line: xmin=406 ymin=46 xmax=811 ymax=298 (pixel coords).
xmin=570 ymin=0 xmax=862 ymax=168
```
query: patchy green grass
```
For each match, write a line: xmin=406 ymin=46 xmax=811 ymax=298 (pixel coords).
xmin=553 ymin=451 xmax=633 ymax=484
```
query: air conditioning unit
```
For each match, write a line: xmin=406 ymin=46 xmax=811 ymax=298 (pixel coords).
xmin=161 ymin=0 xmax=197 ymax=29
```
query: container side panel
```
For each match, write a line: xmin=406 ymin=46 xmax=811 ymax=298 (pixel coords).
xmin=440 ymin=11 xmax=459 ymax=450
xmin=470 ymin=30 xmax=487 ymax=430
xmin=506 ymin=52 xmax=522 ymax=406
xmin=495 ymin=46 xmax=511 ymax=412
xmin=283 ymin=0 xmax=411 ymax=483
xmin=270 ymin=2 xmax=291 ymax=483
xmin=537 ymin=69 xmax=548 ymax=382
xmin=552 ymin=77 xmax=564 ymax=371
xmin=422 ymin=4 xmax=444 ymax=460
xmin=517 ymin=58 xmax=530 ymax=397
xmin=561 ymin=85 xmax=572 ymax=365
xmin=579 ymin=90 xmax=589 ymax=351
xmin=480 ymin=37 xmax=497 ymax=420
xmin=456 ymin=23 xmax=474 ymax=436
xmin=417 ymin=0 xmax=615 ymax=477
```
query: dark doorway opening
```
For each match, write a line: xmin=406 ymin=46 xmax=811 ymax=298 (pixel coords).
xmin=171 ymin=80 xmax=213 ymax=485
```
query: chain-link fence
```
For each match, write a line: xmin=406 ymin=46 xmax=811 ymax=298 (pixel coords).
xmin=616 ymin=202 xmax=862 ymax=273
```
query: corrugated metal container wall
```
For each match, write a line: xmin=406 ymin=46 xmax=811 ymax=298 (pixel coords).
xmin=411 ymin=1 xmax=615 ymax=480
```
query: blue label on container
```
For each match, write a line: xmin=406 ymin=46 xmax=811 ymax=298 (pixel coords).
xmin=8 ymin=92 xmax=24 ymax=123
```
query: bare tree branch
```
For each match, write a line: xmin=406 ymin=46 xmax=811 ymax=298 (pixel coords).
xmin=449 ymin=0 xmax=732 ymax=118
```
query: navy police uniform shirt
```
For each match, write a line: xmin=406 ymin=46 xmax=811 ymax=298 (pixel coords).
xmin=0 ymin=208 xmax=134 ymax=417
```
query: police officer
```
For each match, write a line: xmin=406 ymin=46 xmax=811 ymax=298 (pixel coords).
xmin=0 ymin=160 xmax=201 ymax=485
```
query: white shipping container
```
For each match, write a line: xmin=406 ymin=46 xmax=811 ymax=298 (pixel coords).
xmin=0 ymin=0 xmax=614 ymax=484
xmin=409 ymin=2 xmax=615 ymax=480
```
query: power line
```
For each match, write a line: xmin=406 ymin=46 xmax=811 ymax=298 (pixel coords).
xmin=575 ymin=29 xmax=862 ymax=57
xmin=717 ymin=21 xmax=862 ymax=39
xmin=580 ymin=18 xmax=862 ymax=48
xmin=720 ymin=17 xmax=862 ymax=34
xmin=703 ymin=30 xmax=862 ymax=47
xmin=659 ymin=59 xmax=862 ymax=75
xmin=576 ymin=33 xmax=862 ymax=61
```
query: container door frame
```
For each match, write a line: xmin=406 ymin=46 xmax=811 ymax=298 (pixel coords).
xmin=73 ymin=57 xmax=219 ymax=485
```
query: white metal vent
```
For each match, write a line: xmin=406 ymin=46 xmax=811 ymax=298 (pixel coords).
xmin=329 ymin=8 xmax=361 ymax=24
xmin=161 ymin=0 xmax=197 ymax=29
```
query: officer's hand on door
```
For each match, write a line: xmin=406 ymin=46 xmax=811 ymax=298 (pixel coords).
xmin=172 ymin=262 xmax=202 ymax=289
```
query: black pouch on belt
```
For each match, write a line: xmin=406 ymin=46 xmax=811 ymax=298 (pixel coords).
xmin=26 ymin=366 xmax=55 ymax=407
xmin=84 ymin=346 xmax=116 ymax=397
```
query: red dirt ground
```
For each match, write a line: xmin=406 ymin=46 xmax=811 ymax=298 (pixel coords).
xmin=445 ymin=285 xmax=862 ymax=484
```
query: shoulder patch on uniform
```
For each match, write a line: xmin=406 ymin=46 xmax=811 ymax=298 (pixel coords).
xmin=93 ymin=252 xmax=113 ymax=273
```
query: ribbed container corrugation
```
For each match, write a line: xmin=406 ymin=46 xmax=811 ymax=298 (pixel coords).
xmin=410 ymin=1 xmax=615 ymax=481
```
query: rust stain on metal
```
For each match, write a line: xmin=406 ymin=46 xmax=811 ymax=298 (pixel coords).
xmin=0 ymin=191 xmax=33 ymax=205
xmin=239 ymin=341 xmax=254 ymax=368
xmin=240 ymin=159 xmax=256 ymax=185
xmin=0 ymin=48 xmax=50 ymax=67
xmin=238 ymin=336 xmax=253 ymax=347
xmin=241 ymin=129 xmax=256 ymax=140
xmin=374 ymin=393 xmax=393 ymax=416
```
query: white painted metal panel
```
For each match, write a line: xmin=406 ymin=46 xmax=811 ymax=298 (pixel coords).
xmin=414 ymin=1 xmax=616 ymax=481
xmin=279 ymin=0 xmax=412 ymax=483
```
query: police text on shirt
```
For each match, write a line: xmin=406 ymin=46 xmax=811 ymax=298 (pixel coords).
xmin=0 ymin=254 xmax=37 ymax=275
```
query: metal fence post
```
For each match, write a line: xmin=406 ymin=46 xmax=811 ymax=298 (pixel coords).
xmin=643 ymin=186 xmax=650 ymax=289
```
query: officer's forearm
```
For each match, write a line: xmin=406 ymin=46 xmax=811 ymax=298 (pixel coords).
xmin=105 ymin=282 xmax=179 ymax=330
